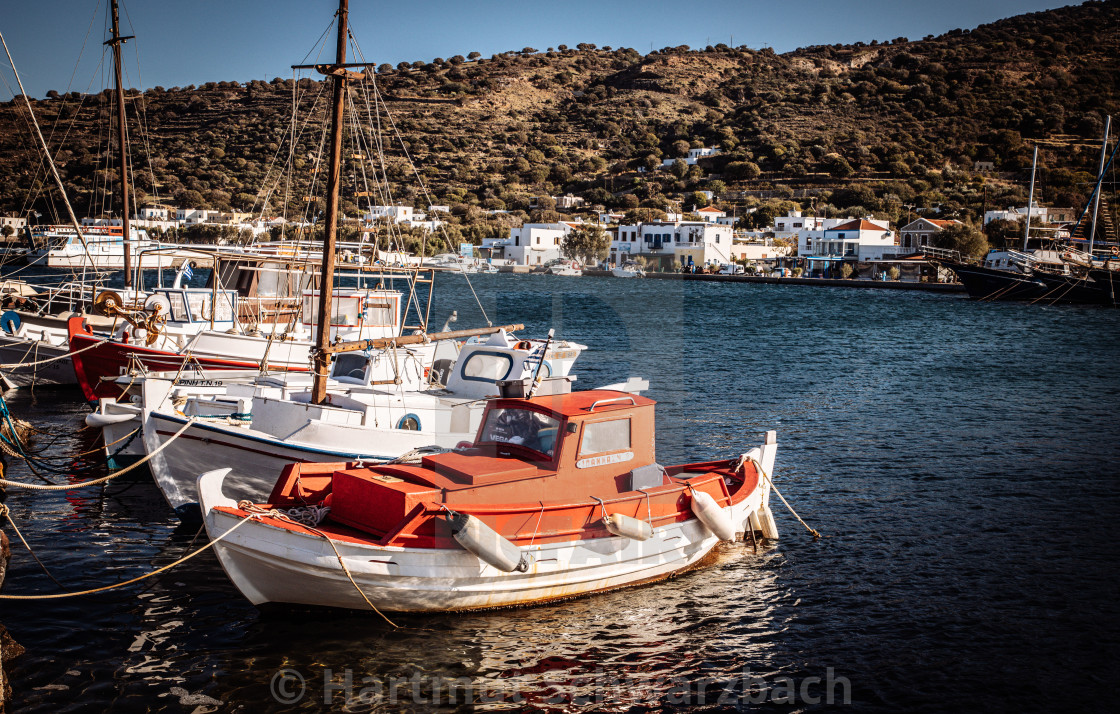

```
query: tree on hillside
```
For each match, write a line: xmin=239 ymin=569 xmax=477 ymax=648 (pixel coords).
xmin=561 ymin=226 xmax=610 ymax=266
xmin=985 ymin=217 xmax=1022 ymax=250
xmin=933 ymin=223 xmax=988 ymax=258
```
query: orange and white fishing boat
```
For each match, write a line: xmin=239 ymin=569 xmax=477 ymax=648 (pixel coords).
xmin=199 ymin=387 xmax=779 ymax=612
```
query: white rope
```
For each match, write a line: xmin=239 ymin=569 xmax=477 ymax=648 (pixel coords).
xmin=0 ymin=417 xmax=195 ymax=491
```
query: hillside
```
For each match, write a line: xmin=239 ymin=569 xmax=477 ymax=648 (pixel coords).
xmin=1 ymin=0 xmax=1118 ymax=249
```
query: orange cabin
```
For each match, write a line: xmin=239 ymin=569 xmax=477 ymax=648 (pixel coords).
xmin=249 ymin=390 xmax=757 ymax=548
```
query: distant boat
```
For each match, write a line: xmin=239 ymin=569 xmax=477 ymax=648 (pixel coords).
xmin=24 ymin=224 xmax=166 ymax=270
xmin=612 ymin=261 xmax=645 ymax=278
xmin=545 ymin=259 xmax=582 ymax=276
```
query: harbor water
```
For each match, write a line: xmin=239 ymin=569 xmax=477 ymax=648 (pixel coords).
xmin=1 ymin=273 xmax=1118 ymax=712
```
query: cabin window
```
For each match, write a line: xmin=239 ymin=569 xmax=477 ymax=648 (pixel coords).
xmin=186 ymin=294 xmax=210 ymax=322
xmin=364 ymin=299 xmax=395 ymax=326
xmin=159 ymin=291 xmax=188 ymax=321
xmin=460 ymin=351 xmax=513 ymax=383
xmin=479 ymin=407 xmax=560 ymax=456
xmin=212 ymin=292 xmax=235 ymax=322
xmin=333 ymin=353 xmax=368 ymax=381
xmin=579 ymin=418 xmax=631 ymax=456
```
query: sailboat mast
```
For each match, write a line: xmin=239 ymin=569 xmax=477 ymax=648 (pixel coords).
xmin=106 ymin=0 xmax=133 ymax=288
xmin=1022 ymin=146 xmax=1037 ymax=252
xmin=310 ymin=0 xmax=350 ymax=405
xmin=1088 ymin=115 xmax=1111 ymax=257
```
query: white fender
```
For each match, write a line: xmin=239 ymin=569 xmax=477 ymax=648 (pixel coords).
xmin=84 ymin=410 xmax=137 ymax=428
xmin=690 ymin=490 xmax=736 ymax=541
xmin=443 ymin=511 xmax=530 ymax=573
xmin=603 ymin=512 xmax=653 ymax=541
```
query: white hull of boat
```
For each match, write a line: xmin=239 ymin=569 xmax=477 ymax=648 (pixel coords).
xmin=0 ymin=336 xmax=76 ymax=387
xmin=611 ymin=267 xmax=644 ymax=278
xmin=199 ymin=464 xmax=774 ymax=612
xmin=145 ymin=411 xmax=444 ymax=512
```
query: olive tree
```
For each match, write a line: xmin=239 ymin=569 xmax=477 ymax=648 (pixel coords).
xmin=561 ymin=225 xmax=610 ymax=265
xmin=933 ymin=223 xmax=988 ymax=258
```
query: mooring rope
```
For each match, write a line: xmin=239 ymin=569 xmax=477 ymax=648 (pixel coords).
xmin=0 ymin=336 xmax=105 ymax=370
xmin=747 ymin=455 xmax=822 ymax=539
xmin=0 ymin=503 xmax=65 ymax=587
xmin=0 ymin=417 xmax=195 ymax=491
xmin=237 ymin=501 xmax=399 ymax=628
xmin=0 ymin=512 xmax=253 ymax=600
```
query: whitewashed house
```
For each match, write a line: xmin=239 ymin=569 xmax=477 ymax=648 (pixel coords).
xmin=806 ymin=218 xmax=896 ymax=261
xmin=137 ymin=206 xmax=172 ymax=221
xmin=610 ymin=221 xmax=733 ymax=269
xmin=661 ymin=147 xmax=721 ymax=169
xmin=485 ymin=222 xmax=574 ymax=266
xmin=730 ymin=238 xmax=793 ymax=262
xmin=365 ymin=205 xmax=414 ymax=223
xmin=176 ymin=208 xmax=219 ymax=225
xmin=695 ymin=206 xmax=726 ymax=224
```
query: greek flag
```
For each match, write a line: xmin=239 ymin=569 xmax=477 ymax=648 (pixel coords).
xmin=182 ymin=263 xmax=194 ymax=280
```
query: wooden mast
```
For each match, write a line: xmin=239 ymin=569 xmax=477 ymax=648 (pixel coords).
xmin=106 ymin=0 xmax=134 ymax=288
xmin=310 ymin=0 xmax=350 ymax=404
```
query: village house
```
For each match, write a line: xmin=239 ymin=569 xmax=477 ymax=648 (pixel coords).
xmin=483 ymin=222 xmax=574 ymax=266
xmin=610 ymin=220 xmax=733 ymax=270
xmin=898 ymin=218 xmax=963 ymax=254
xmin=694 ymin=206 xmax=726 ymax=224
xmin=799 ymin=218 xmax=897 ymax=274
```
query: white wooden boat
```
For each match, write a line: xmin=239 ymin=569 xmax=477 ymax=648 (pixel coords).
xmin=199 ymin=388 xmax=778 ymax=612
xmin=111 ymin=330 xmax=588 ymax=515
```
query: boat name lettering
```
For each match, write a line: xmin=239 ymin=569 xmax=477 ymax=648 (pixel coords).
xmin=576 ymin=451 xmax=634 ymax=469
xmin=175 ymin=379 xmax=223 ymax=386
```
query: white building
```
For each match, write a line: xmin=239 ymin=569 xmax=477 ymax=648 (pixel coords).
xmin=661 ymin=147 xmax=722 ymax=169
xmin=0 ymin=216 xmax=27 ymax=232
xmin=365 ymin=205 xmax=415 ymax=223
xmin=695 ymin=206 xmax=726 ymax=224
xmin=137 ymin=206 xmax=172 ymax=221
xmin=688 ymin=147 xmax=720 ymax=162
xmin=610 ymin=221 xmax=733 ymax=269
xmin=484 ymin=222 xmax=574 ymax=266
xmin=427 ymin=205 xmax=450 ymax=214
xmin=730 ymin=238 xmax=793 ymax=262
xmin=983 ymin=203 xmax=1076 ymax=226
xmin=803 ymin=218 xmax=896 ymax=262
xmin=176 ymin=208 xmax=219 ymax=225
xmin=773 ymin=211 xmax=830 ymax=241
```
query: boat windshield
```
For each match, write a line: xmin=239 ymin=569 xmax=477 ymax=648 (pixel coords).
xmin=478 ymin=407 xmax=560 ymax=457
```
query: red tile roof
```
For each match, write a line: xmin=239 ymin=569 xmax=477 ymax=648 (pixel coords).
xmin=828 ymin=219 xmax=885 ymax=231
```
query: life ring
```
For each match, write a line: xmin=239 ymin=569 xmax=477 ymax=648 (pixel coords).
xmin=1 ymin=310 xmax=21 ymax=335
xmin=1111 ymin=247 xmax=1118 ymax=257
xmin=514 ymin=340 xmax=533 ymax=351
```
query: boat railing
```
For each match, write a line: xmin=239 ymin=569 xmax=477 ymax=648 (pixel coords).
xmin=920 ymin=246 xmax=963 ymax=262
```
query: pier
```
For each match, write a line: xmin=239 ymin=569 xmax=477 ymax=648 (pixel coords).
xmin=583 ymin=270 xmax=967 ymax=293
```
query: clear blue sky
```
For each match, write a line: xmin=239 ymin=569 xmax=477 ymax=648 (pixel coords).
xmin=0 ymin=0 xmax=1074 ymax=99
